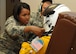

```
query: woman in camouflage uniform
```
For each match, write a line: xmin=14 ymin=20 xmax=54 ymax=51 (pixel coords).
xmin=0 ymin=2 xmax=45 ymax=54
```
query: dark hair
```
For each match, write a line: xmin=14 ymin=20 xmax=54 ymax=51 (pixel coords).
xmin=41 ymin=0 xmax=52 ymax=12
xmin=42 ymin=0 xmax=52 ymax=4
xmin=13 ymin=2 xmax=30 ymax=21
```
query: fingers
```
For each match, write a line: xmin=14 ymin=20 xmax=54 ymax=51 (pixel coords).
xmin=41 ymin=28 xmax=45 ymax=32
xmin=38 ymin=28 xmax=45 ymax=37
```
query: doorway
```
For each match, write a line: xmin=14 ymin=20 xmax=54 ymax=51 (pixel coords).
xmin=6 ymin=0 xmax=20 ymax=19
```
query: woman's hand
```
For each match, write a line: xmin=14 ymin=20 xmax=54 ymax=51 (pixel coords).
xmin=24 ymin=26 xmax=45 ymax=37
xmin=30 ymin=26 xmax=45 ymax=37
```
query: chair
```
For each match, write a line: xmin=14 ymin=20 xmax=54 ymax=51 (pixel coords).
xmin=45 ymin=12 xmax=76 ymax=54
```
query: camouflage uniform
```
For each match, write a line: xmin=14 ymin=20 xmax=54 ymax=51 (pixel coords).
xmin=30 ymin=12 xmax=43 ymax=28
xmin=0 ymin=12 xmax=43 ymax=54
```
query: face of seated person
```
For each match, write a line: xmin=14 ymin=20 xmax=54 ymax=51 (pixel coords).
xmin=41 ymin=1 xmax=52 ymax=15
xmin=18 ymin=8 xmax=30 ymax=25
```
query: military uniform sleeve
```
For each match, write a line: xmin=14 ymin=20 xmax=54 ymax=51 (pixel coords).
xmin=5 ymin=16 xmax=25 ymax=37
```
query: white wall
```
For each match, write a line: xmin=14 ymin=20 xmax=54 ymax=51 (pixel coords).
xmin=54 ymin=0 xmax=76 ymax=12
xmin=21 ymin=0 xmax=41 ymax=12
xmin=0 ymin=0 xmax=6 ymax=33
xmin=21 ymin=0 xmax=76 ymax=12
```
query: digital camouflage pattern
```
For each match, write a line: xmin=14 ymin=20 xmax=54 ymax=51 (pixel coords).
xmin=0 ymin=12 xmax=43 ymax=54
xmin=30 ymin=12 xmax=43 ymax=28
